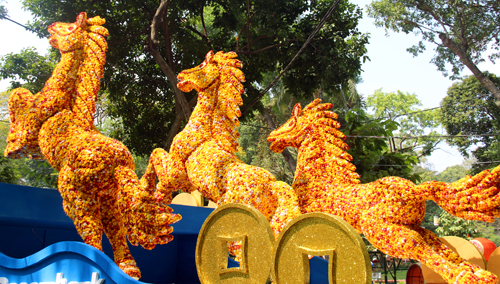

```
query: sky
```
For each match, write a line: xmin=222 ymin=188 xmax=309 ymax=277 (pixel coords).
xmin=1 ymin=0 xmax=499 ymax=172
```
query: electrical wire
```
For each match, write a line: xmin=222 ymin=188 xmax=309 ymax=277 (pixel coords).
xmin=1 ymin=16 xmax=39 ymax=34
xmin=347 ymin=133 xmax=500 ymax=139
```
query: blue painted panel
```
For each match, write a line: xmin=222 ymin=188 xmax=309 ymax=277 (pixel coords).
xmin=0 ymin=183 xmax=331 ymax=284
xmin=0 ymin=242 xmax=142 ymax=284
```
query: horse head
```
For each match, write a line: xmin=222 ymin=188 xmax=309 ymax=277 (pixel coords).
xmin=267 ymin=99 xmax=342 ymax=153
xmin=48 ymin=12 xmax=108 ymax=53
xmin=177 ymin=51 xmax=245 ymax=127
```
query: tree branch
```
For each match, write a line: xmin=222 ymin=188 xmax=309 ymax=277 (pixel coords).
xmin=439 ymin=32 xmax=500 ymax=106
xmin=151 ymin=0 xmax=169 ymax=45
xmin=184 ymin=25 xmax=213 ymax=50
xmin=201 ymin=5 xmax=210 ymax=43
xmin=401 ymin=19 xmax=443 ymax=46
xmin=236 ymin=10 xmax=257 ymax=50
xmin=413 ymin=0 xmax=450 ymax=34
xmin=148 ymin=0 xmax=192 ymax=127
xmin=236 ymin=40 xmax=298 ymax=55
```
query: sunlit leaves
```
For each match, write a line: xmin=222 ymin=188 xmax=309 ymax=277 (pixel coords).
xmin=0 ymin=47 xmax=57 ymax=93
xmin=367 ymin=89 xmax=442 ymax=157
xmin=441 ymin=74 xmax=500 ymax=174
xmin=367 ymin=0 xmax=500 ymax=80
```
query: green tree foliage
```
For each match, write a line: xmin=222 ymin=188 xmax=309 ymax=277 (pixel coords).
xmin=15 ymin=0 xmax=368 ymax=155
xmin=0 ymin=2 xmax=7 ymax=19
xmin=367 ymin=0 xmax=500 ymax=104
xmin=440 ymin=74 xmax=500 ymax=174
xmin=343 ymin=108 xmax=420 ymax=183
xmin=435 ymin=164 xmax=467 ymax=183
xmin=0 ymin=47 xmax=57 ymax=93
xmin=367 ymin=89 xmax=441 ymax=158
xmin=436 ymin=211 xmax=479 ymax=240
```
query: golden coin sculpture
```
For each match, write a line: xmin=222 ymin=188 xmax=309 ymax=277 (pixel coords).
xmin=272 ymin=213 xmax=371 ymax=284
xmin=196 ymin=203 xmax=275 ymax=284
xmin=196 ymin=204 xmax=372 ymax=284
xmin=486 ymin=246 xmax=500 ymax=280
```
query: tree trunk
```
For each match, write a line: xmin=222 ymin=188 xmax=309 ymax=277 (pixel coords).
xmin=439 ymin=33 xmax=500 ymax=106
xmin=148 ymin=0 xmax=193 ymax=150
xmin=263 ymin=107 xmax=297 ymax=174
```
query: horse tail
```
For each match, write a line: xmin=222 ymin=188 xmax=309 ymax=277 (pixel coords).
xmin=115 ymin=164 xmax=181 ymax=250
xmin=415 ymin=165 xmax=500 ymax=222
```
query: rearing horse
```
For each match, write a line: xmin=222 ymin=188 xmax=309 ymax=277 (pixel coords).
xmin=5 ymin=13 xmax=181 ymax=279
xmin=143 ymin=51 xmax=302 ymax=236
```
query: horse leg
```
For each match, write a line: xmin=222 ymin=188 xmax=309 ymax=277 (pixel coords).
xmin=268 ymin=181 xmax=301 ymax=236
xmin=100 ymin=187 xmax=140 ymax=279
xmin=221 ymin=164 xmax=301 ymax=236
xmin=414 ymin=226 xmax=497 ymax=283
xmin=144 ymin=148 xmax=195 ymax=203
xmin=58 ymin=165 xmax=103 ymax=250
xmin=359 ymin=217 xmax=486 ymax=284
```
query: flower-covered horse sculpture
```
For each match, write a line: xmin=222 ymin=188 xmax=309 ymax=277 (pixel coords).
xmin=142 ymin=51 xmax=301 ymax=235
xmin=267 ymin=99 xmax=500 ymax=284
xmin=4 ymin=13 xmax=181 ymax=279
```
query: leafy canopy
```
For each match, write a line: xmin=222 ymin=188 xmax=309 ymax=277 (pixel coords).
xmin=0 ymin=47 xmax=57 ymax=93
xmin=343 ymin=108 xmax=421 ymax=183
xmin=367 ymin=0 xmax=500 ymax=79
xmin=440 ymin=73 xmax=500 ymax=174
xmin=16 ymin=0 xmax=369 ymax=155
xmin=366 ymin=89 xmax=441 ymax=157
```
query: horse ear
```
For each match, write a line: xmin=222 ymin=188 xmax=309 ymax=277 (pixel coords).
xmin=202 ymin=50 xmax=214 ymax=66
xmin=76 ymin=12 xmax=87 ymax=27
xmin=292 ymin=103 xmax=302 ymax=117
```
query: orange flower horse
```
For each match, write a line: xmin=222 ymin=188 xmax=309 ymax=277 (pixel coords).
xmin=142 ymin=51 xmax=302 ymax=236
xmin=4 ymin=13 xmax=181 ymax=279
xmin=268 ymin=99 xmax=500 ymax=284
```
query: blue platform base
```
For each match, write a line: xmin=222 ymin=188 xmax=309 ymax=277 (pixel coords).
xmin=0 ymin=183 xmax=329 ymax=284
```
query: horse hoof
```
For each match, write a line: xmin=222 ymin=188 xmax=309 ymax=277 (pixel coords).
xmin=475 ymin=269 xmax=498 ymax=284
xmin=119 ymin=260 xmax=141 ymax=280
xmin=454 ymin=270 xmax=479 ymax=284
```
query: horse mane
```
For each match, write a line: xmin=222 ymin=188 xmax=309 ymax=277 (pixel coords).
xmin=293 ymin=105 xmax=360 ymax=186
xmin=72 ymin=15 xmax=109 ymax=128
xmin=309 ymin=125 xmax=360 ymax=184
xmin=210 ymin=51 xmax=245 ymax=152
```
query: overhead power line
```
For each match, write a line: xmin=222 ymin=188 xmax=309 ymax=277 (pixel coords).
xmin=347 ymin=133 xmax=500 ymax=139
xmin=367 ymin=93 xmax=490 ymax=122
xmin=1 ymin=16 xmax=39 ymax=34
